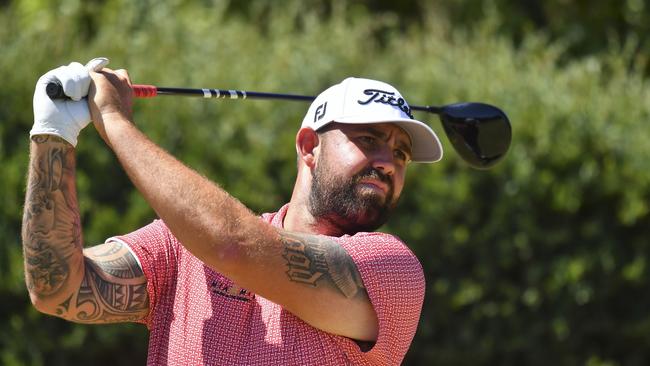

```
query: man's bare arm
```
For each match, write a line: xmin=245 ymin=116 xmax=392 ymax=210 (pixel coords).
xmin=91 ymin=115 xmax=378 ymax=339
xmin=89 ymin=69 xmax=377 ymax=340
xmin=21 ymin=136 xmax=148 ymax=323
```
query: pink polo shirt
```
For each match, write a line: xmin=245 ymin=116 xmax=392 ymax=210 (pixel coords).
xmin=114 ymin=204 xmax=425 ymax=365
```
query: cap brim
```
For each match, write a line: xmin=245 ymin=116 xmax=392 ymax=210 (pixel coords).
xmin=333 ymin=117 xmax=443 ymax=163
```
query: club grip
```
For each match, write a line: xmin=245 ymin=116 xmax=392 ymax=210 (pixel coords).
xmin=132 ymin=84 xmax=157 ymax=98
xmin=46 ymin=82 xmax=66 ymax=99
xmin=45 ymin=82 xmax=158 ymax=99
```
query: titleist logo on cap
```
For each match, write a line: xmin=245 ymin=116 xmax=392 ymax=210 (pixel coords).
xmin=358 ymin=89 xmax=414 ymax=119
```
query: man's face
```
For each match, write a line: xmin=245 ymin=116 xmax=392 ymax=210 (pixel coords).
xmin=308 ymin=123 xmax=412 ymax=234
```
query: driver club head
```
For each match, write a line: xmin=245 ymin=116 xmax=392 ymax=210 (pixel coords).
xmin=437 ymin=102 xmax=512 ymax=169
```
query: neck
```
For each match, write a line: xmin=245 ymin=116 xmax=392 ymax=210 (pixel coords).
xmin=284 ymin=199 xmax=348 ymax=237
xmin=285 ymin=176 xmax=348 ymax=237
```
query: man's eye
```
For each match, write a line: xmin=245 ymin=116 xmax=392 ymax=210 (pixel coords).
xmin=395 ymin=148 xmax=413 ymax=164
xmin=394 ymin=149 xmax=407 ymax=161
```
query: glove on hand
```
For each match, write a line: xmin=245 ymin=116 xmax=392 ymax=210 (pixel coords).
xmin=31 ymin=57 xmax=109 ymax=146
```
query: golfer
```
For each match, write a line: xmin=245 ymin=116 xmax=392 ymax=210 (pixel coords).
xmin=22 ymin=59 xmax=443 ymax=365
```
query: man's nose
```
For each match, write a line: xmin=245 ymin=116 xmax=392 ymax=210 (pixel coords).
xmin=371 ymin=148 xmax=396 ymax=176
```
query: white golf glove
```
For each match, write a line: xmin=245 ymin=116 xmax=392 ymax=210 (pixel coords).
xmin=31 ymin=57 xmax=109 ymax=147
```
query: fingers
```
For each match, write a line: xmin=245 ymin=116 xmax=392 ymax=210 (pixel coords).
xmin=87 ymin=66 xmax=134 ymax=120
xmin=59 ymin=62 xmax=90 ymax=101
xmin=85 ymin=57 xmax=109 ymax=72
xmin=90 ymin=68 xmax=132 ymax=85
xmin=114 ymin=69 xmax=131 ymax=82
xmin=89 ymin=68 xmax=134 ymax=100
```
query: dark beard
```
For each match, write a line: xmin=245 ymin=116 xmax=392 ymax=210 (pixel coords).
xmin=308 ymin=164 xmax=396 ymax=235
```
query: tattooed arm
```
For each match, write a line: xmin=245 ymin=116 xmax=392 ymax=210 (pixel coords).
xmin=21 ymin=136 xmax=148 ymax=323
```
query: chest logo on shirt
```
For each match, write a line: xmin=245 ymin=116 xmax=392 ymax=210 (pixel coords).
xmin=210 ymin=279 xmax=255 ymax=302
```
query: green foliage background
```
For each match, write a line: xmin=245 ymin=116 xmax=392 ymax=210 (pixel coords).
xmin=1 ymin=0 xmax=649 ymax=365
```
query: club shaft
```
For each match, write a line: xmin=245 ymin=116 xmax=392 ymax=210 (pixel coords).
xmin=152 ymin=86 xmax=316 ymax=102
xmin=46 ymin=82 xmax=439 ymax=114
xmin=148 ymin=86 xmax=438 ymax=113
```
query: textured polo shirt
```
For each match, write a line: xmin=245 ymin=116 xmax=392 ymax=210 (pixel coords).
xmin=114 ymin=204 xmax=425 ymax=365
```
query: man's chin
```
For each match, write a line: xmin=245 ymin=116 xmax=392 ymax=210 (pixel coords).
xmin=340 ymin=207 xmax=390 ymax=233
xmin=356 ymin=186 xmax=389 ymax=205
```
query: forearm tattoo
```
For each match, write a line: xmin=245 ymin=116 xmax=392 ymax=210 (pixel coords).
xmin=22 ymin=136 xmax=148 ymax=323
xmin=22 ymin=135 xmax=80 ymax=296
xmin=280 ymin=231 xmax=366 ymax=299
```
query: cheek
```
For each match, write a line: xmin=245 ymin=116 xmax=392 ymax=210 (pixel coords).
xmin=390 ymin=164 xmax=407 ymax=197
xmin=328 ymin=139 xmax=368 ymax=170
xmin=393 ymin=173 xmax=405 ymax=197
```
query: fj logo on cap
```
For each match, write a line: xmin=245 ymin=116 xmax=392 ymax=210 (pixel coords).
xmin=314 ymin=102 xmax=327 ymax=123
xmin=358 ymin=89 xmax=414 ymax=119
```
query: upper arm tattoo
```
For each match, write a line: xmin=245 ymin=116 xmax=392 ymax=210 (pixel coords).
xmin=60 ymin=242 xmax=149 ymax=323
xmin=279 ymin=230 xmax=366 ymax=299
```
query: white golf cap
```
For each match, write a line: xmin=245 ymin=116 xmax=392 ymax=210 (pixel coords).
xmin=301 ymin=77 xmax=443 ymax=163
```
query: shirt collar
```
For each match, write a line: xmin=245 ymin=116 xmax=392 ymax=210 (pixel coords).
xmin=269 ymin=203 xmax=290 ymax=229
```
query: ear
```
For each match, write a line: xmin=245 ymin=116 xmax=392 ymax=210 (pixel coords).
xmin=296 ymin=127 xmax=320 ymax=168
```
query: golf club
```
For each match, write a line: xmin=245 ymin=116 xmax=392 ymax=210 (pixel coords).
xmin=47 ymin=82 xmax=512 ymax=169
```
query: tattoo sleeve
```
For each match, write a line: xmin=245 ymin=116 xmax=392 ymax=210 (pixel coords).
xmin=22 ymin=135 xmax=81 ymax=297
xmin=280 ymin=230 xmax=366 ymax=299
xmin=22 ymin=136 xmax=148 ymax=323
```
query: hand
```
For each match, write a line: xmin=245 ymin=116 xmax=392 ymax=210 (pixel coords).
xmin=87 ymin=68 xmax=134 ymax=145
xmin=31 ymin=58 xmax=109 ymax=147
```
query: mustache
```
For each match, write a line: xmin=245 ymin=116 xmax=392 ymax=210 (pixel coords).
xmin=353 ymin=167 xmax=393 ymax=192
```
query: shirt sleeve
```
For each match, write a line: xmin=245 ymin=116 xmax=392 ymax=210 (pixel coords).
xmin=333 ymin=232 xmax=425 ymax=365
xmin=106 ymin=219 xmax=180 ymax=328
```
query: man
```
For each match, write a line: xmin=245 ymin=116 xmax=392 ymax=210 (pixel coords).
xmin=22 ymin=58 xmax=443 ymax=365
